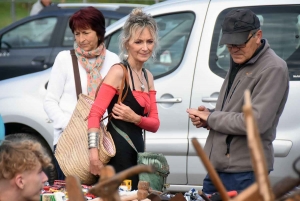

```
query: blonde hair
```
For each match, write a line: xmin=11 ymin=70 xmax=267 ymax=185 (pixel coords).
xmin=119 ymin=8 xmax=159 ymax=61
xmin=0 ymin=140 xmax=53 ymax=180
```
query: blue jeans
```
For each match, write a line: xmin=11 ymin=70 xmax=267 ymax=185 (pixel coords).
xmin=53 ymin=145 xmax=66 ymax=181
xmin=202 ymin=171 xmax=255 ymax=194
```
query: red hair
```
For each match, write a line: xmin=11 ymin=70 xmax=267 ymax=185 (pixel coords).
xmin=69 ymin=6 xmax=106 ymax=44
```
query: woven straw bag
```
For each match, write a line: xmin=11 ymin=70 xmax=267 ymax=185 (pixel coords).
xmin=55 ymin=50 xmax=128 ymax=185
xmin=55 ymin=93 xmax=116 ymax=185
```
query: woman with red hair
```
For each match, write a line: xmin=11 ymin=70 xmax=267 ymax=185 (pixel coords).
xmin=44 ymin=6 xmax=120 ymax=180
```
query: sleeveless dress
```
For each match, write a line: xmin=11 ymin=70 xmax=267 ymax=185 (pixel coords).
xmin=106 ymin=66 xmax=148 ymax=190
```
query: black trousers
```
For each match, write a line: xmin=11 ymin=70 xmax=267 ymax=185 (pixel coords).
xmin=53 ymin=145 xmax=66 ymax=181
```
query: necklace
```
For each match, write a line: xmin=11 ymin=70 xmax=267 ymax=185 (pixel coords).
xmin=130 ymin=66 xmax=145 ymax=92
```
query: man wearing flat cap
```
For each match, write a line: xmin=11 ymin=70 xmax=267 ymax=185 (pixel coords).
xmin=187 ymin=8 xmax=289 ymax=194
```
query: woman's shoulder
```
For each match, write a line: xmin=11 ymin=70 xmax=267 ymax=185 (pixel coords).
xmin=55 ymin=50 xmax=72 ymax=60
xmin=104 ymin=63 xmax=126 ymax=82
xmin=110 ymin=63 xmax=126 ymax=72
xmin=51 ymin=50 xmax=73 ymax=73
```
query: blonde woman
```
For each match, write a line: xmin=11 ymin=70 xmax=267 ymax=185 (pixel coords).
xmin=88 ymin=8 xmax=160 ymax=190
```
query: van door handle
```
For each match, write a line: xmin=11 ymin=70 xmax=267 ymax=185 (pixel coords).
xmin=32 ymin=56 xmax=45 ymax=63
xmin=32 ymin=56 xmax=49 ymax=68
xmin=157 ymin=98 xmax=182 ymax=103
xmin=202 ymin=97 xmax=218 ymax=102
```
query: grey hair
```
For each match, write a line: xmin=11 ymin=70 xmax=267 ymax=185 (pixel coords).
xmin=119 ymin=8 xmax=159 ymax=61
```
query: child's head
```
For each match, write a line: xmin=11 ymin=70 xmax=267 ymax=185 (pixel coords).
xmin=0 ymin=139 xmax=52 ymax=201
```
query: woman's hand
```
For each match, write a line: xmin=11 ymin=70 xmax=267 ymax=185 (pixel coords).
xmin=112 ymin=102 xmax=141 ymax=124
xmin=89 ymin=148 xmax=104 ymax=175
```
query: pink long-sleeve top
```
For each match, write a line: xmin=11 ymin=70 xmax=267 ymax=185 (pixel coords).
xmin=88 ymin=83 xmax=160 ymax=132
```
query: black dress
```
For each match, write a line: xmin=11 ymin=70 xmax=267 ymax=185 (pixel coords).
xmin=106 ymin=66 xmax=146 ymax=190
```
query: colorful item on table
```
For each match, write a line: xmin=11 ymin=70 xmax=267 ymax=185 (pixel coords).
xmin=120 ymin=179 xmax=132 ymax=191
xmin=41 ymin=180 xmax=96 ymax=200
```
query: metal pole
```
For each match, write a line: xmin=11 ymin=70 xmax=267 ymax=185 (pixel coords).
xmin=11 ymin=0 xmax=16 ymax=23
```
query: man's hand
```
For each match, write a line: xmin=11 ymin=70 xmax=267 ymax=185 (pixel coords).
xmin=187 ymin=106 xmax=210 ymax=129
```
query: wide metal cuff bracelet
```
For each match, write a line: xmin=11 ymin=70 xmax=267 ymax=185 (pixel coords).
xmin=88 ymin=132 xmax=99 ymax=149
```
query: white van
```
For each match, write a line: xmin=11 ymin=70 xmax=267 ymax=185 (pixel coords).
xmin=0 ymin=0 xmax=299 ymax=192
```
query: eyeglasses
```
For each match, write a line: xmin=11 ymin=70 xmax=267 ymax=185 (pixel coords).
xmin=226 ymin=31 xmax=257 ymax=49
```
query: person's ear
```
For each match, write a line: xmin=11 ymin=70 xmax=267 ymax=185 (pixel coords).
xmin=15 ymin=174 xmax=25 ymax=189
xmin=255 ymin=30 xmax=263 ymax=43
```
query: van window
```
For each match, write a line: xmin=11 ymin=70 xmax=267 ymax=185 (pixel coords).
xmin=1 ymin=17 xmax=57 ymax=48
xmin=106 ymin=12 xmax=195 ymax=78
xmin=209 ymin=6 xmax=300 ymax=81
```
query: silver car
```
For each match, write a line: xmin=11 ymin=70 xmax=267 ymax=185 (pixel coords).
xmin=0 ymin=0 xmax=300 ymax=192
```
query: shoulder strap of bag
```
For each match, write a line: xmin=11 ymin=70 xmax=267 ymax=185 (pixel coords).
xmin=112 ymin=68 xmax=150 ymax=152
xmin=95 ymin=63 xmax=129 ymax=122
xmin=94 ymin=63 xmax=129 ymax=102
xmin=142 ymin=68 xmax=150 ymax=151
xmin=70 ymin=49 xmax=82 ymax=100
xmin=111 ymin=121 xmax=138 ymax=153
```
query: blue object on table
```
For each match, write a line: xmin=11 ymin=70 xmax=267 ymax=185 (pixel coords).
xmin=0 ymin=115 xmax=5 ymax=141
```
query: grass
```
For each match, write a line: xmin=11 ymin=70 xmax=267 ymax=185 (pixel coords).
xmin=0 ymin=0 xmax=157 ymax=30
xmin=0 ymin=2 xmax=31 ymax=29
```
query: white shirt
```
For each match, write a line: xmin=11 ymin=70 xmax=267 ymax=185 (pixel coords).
xmin=30 ymin=0 xmax=53 ymax=16
xmin=43 ymin=50 xmax=120 ymax=145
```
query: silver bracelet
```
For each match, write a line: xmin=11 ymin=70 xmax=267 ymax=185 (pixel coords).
xmin=88 ymin=132 xmax=99 ymax=149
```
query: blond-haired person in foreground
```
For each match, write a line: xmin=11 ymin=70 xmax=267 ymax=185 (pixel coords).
xmin=0 ymin=140 xmax=52 ymax=201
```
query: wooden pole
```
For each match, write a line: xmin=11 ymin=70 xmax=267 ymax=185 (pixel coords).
xmin=192 ymin=138 xmax=230 ymax=201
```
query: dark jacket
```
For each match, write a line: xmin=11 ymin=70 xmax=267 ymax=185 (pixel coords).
xmin=205 ymin=39 xmax=289 ymax=172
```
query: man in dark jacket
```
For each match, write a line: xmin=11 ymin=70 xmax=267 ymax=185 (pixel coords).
xmin=187 ymin=8 xmax=289 ymax=194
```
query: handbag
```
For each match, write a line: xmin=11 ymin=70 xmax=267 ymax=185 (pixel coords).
xmin=111 ymin=121 xmax=170 ymax=192
xmin=111 ymin=67 xmax=170 ymax=191
xmin=55 ymin=50 xmax=129 ymax=185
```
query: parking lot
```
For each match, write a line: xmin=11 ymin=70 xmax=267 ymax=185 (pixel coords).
xmin=1 ymin=0 xmax=300 ymax=197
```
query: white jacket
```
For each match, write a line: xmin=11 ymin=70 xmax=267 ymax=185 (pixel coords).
xmin=30 ymin=0 xmax=45 ymax=16
xmin=44 ymin=50 xmax=120 ymax=145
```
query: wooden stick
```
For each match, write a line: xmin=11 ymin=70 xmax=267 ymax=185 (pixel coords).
xmin=243 ymin=90 xmax=274 ymax=201
xmin=272 ymin=177 xmax=300 ymax=199
xmin=89 ymin=165 xmax=154 ymax=198
xmin=231 ymin=183 xmax=262 ymax=201
xmin=65 ymin=175 xmax=86 ymax=201
xmin=191 ymin=138 xmax=230 ymax=201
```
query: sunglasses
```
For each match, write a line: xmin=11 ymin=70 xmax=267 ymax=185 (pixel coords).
xmin=226 ymin=31 xmax=258 ymax=49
